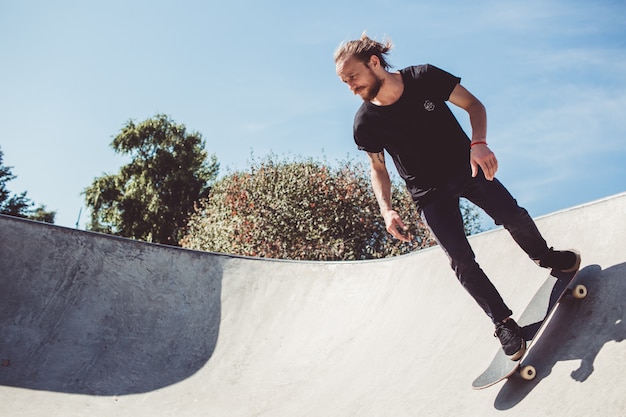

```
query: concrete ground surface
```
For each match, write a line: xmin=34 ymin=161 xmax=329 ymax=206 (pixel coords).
xmin=0 ymin=193 xmax=624 ymax=417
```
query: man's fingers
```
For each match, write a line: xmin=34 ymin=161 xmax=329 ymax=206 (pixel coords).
xmin=383 ymin=210 xmax=412 ymax=242
xmin=395 ymin=217 xmax=408 ymax=231
xmin=481 ymin=162 xmax=493 ymax=180
xmin=392 ymin=229 xmax=411 ymax=242
xmin=482 ymin=157 xmax=498 ymax=181
xmin=471 ymin=149 xmax=498 ymax=181
xmin=388 ymin=220 xmax=410 ymax=242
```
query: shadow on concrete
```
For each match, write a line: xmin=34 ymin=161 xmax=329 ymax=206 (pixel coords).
xmin=494 ymin=263 xmax=626 ymax=410
xmin=0 ymin=216 xmax=224 ymax=396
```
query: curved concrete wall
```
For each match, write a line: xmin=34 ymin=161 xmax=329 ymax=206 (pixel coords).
xmin=1 ymin=193 xmax=624 ymax=416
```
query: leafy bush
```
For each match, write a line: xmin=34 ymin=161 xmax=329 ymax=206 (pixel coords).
xmin=181 ymin=154 xmax=435 ymax=260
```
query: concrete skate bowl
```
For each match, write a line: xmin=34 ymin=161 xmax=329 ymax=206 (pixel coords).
xmin=0 ymin=192 xmax=624 ymax=416
xmin=0 ymin=220 xmax=224 ymax=396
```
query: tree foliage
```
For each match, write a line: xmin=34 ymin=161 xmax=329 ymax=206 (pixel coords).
xmin=0 ymin=147 xmax=56 ymax=223
xmin=84 ymin=114 xmax=219 ymax=245
xmin=182 ymin=155 xmax=438 ymax=260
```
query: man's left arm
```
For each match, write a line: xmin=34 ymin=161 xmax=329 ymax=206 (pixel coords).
xmin=448 ymin=84 xmax=498 ymax=181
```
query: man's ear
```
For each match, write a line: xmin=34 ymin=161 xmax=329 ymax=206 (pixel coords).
xmin=368 ymin=55 xmax=380 ymax=69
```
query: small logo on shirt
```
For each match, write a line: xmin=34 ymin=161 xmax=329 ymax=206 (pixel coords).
xmin=424 ymin=100 xmax=435 ymax=111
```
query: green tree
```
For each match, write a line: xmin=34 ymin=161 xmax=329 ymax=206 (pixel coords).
xmin=182 ymin=154 xmax=439 ymax=260
xmin=84 ymin=114 xmax=219 ymax=245
xmin=0 ymin=147 xmax=56 ymax=223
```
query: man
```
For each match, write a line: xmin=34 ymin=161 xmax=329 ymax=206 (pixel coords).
xmin=334 ymin=33 xmax=580 ymax=360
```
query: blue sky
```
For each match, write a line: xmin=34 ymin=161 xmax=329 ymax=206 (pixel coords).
xmin=1 ymin=0 xmax=625 ymax=229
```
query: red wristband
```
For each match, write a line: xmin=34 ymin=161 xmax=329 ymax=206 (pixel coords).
xmin=470 ymin=141 xmax=488 ymax=148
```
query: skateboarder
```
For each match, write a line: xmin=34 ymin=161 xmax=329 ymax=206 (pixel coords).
xmin=334 ymin=33 xmax=580 ymax=360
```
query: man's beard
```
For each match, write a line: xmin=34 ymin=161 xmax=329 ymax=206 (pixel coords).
xmin=356 ymin=70 xmax=383 ymax=102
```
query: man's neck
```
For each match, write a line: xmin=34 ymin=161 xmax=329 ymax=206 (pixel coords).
xmin=371 ymin=71 xmax=403 ymax=106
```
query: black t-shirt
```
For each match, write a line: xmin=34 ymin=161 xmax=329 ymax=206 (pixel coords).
xmin=353 ymin=64 xmax=471 ymax=201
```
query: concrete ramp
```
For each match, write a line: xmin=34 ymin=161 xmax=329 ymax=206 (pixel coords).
xmin=1 ymin=193 xmax=625 ymax=416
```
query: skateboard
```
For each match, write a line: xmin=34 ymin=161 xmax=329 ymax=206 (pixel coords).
xmin=472 ymin=262 xmax=587 ymax=389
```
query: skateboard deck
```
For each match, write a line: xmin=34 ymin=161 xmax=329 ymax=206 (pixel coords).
xmin=472 ymin=262 xmax=586 ymax=390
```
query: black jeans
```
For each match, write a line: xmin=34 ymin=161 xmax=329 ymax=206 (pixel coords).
xmin=417 ymin=170 xmax=551 ymax=324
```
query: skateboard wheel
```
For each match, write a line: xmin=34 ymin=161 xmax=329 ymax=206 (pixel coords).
xmin=571 ymin=284 xmax=587 ymax=299
xmin=520 ymin=365 xmax=537 ymax=381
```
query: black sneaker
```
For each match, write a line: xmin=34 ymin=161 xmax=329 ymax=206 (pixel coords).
xmin=537 ymin=248 xmax=581 ymax=273
xmin=494 ymin=319 xmax=526 ymax=361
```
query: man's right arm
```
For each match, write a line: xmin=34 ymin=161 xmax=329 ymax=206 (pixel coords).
xmin=366 ymin=151 xmax=411 ymax=242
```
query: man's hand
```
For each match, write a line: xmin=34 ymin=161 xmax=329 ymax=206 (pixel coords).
xmin=382 ymin=209 xmax=411 ymax=242
xmin=470 ymin=144 xmax=498 ymax=181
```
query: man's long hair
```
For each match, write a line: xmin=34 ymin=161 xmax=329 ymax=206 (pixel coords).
xmin=334 ymin=32 xmax=394 ymax=69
